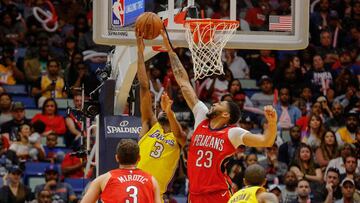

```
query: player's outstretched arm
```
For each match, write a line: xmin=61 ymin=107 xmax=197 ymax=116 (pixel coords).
xmin=80 ymin=173 xmax=109 ymax=203
xmin=136 ymin=30 xmax=156 ymax=135
xmin=152 ymin=176 xmax=162 ymax=203
xmin=242 ymin=105 xmax=277 ymax=147
xmin=160 ymin=30 xmax=199 ymax=110
xmin=160 ymin=93 xmax=186 ymax=147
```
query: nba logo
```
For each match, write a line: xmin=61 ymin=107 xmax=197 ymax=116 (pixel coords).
xmin=112 ymin=0 xmax=144 ymax=27
xmin=112 ymin=0 xmax=125 ymax=26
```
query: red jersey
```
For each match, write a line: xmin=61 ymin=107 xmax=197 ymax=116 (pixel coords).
xmin=101 ymin=168 xmax=155 ymax=203
xmin=187 ymin=119 xmax=236 ymax=194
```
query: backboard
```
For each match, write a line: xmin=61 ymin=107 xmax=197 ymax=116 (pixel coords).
xmin=93 ymin=0 xmax=309 ymax=50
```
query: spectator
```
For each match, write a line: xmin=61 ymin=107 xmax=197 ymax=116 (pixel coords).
xmin=281 ymin=171 xmax=298 ymax=203
xmin=0 ymin=93 xmax=13 ymax=125
xmin=258 ymin=143 xmax=288 ymax=185
xmin=278 ymin=125 xmax=302 ymax=166
xmin=31 ymin=98 xmax=66 ymax=136
xmin=325 ymin=102 xmax=345 ymax=132
xmin=335 ymin=178 xmax=360 ymax=203
xmin=244 ymin=153 xmax=258 ymax=167
xmin=0 ymin=11 xmax=25 ymax=47
xmin=0 ymin=56 xmax=24 ymax=85
xmin=24 ymin=45 xmax=50 ymax=84
xmin=334 ymin=84 xmax=358 ymax=111
xmin=34 ymin=164 xmax=77 ymax=203
xmin=0 ymin=165 xmax=32 ymax=203
xmin=339 ymin=155 xmax=359 ymax=182
xmin=9 ymin=124 xmax=45 ymax=162
xmin=31 ymin=59 xmax=67 ymax=106
xmin=250 ymin=75 xmax=275 ymax=109
xmin=0 ymin=101 xmax=31 ymax=142
xmin=61 ymin=147 xmax=87 ymax=179
xmin=290 ymin=179 xmax=312 ymax=203
xmin=316 ymin=96 xmax=334 ymax=122
xmin=227 ymin=79 xmax=252 ymax=106
xmin=326 ymin=143 xmax=360 ymax=175
xmin=30 ymin=189 xmax=52 ymax=203
xmin=290 ymin=144 xmax=323 ymax=196
xmin=309 ymin=0 xmax=332 ymax=44
xmin=66 ymin=62 xmax=100 ymax=99
xmin=305 ymin=54 xmax=333 ymax=98
xmin=43 ymin=133 xmax=65 ymax=163
xmin=336 ymin=111 xmax=359 ymax=146
xmin=250 ymin=51 xmax=275 ymax=80
xmin=275 ymin=87 xmax=301 ymax=140
xmin=315 ymin=30 xmax=339 ymax=65
xmin=314 ymin=167 xmax=342 ymax=202
xmin=65 ymin=93 xmax=83 ymax=147
xmin=245 ymin=0 xmax=271 ymax=31
xmin=223 ymin=49 xmax=249 ymax=79
xmin=315 ymin=130 xmax=339 ymax=171
xmin=301 ymin=114 xmax=326 ymax=150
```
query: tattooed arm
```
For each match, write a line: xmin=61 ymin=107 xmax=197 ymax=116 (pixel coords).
xmin=161 ymin=30 xmax=199 ymax=110
xmin=136 ymin=30 xmax=157 ymax=137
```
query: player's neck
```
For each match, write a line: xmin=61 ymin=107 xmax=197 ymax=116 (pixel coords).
xmin=119 ymin=164 xmax=137 ymax=169
xmin=209 ymin=117 xmax=227 ymax=130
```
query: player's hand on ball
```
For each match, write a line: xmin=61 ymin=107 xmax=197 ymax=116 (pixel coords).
xmin=136 ymin=29 xmax=145 ymax=53
xmin=264 ymin=105 xmax=277 ymax=123
xmin=160 ymin=92 xmax=173 ymax=114
xmin=160 ymin=30 xmax=173 ymax=52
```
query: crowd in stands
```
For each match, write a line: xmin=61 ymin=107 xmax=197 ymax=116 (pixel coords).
xmin=0 ymin=0 xmax=359 ymax=202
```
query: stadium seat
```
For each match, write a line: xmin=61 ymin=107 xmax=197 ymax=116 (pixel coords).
xmin=3 ymin=84 xmax=28 ymax=95
xmin=25 ymin=109 xmax=42 ymax=118
xmin=64 ymin=178 xmax=90 ymax=195
xmin=55 ymin=98 xmax=74 ymax=109
xmin=24 ymin=162 xmax=52 ymax=176
xmin=12 ymin=96 xmax=37 ymax=109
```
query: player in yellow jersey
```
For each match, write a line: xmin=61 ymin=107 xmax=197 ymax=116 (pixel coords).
xmin=135 ymin=30 xmax=186 ymax=202
xmin=228 ymin=164 xmax=279 ymax=203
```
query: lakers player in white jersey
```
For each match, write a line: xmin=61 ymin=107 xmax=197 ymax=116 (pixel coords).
xmin=135 ymin=30 xmax=186 ymax=201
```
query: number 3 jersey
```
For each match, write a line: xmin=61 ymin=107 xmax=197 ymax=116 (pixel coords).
xmin=137 ymin=122 xmax=181 ymax=195
xmin=188 ymin=119 xmax=236 ymax=194
xmin=100 ymin=169 xmax=154 ymax=203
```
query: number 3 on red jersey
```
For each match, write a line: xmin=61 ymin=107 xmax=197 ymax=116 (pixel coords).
xmin=195 ymin=150 xmax=213 ymax=168
xmin=126 ymin=186 xmax=138 ymax=203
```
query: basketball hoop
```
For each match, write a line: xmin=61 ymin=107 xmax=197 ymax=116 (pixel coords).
xmin=184 ymin=19 xmax=239 ymax=80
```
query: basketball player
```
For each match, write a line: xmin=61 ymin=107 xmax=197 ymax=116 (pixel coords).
xmin=80 ymin=139 xmax=161 ymax=203
xmin=160 ymin=30 xmax=278 ymax=203
xmin=228 ymin=164 xmax=279 ymax=203
xmin=135 ymin=30 xmax=186 ymax=200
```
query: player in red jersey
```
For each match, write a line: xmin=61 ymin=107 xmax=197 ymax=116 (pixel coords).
xmin=160 ymin=31 xmax=278 ymax=203
xmin=80 ymin=139 xmax=161 ymax=203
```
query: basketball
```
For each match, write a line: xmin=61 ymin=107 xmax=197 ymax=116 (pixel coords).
xmin=135 ymin=12 xmax=163 ymax=40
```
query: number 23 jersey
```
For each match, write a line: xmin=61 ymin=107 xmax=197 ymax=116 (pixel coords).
xmin=188 ymin=119 xmax=236 ymax=194
xmin=137 ymin=122 xmax=181 ymax=195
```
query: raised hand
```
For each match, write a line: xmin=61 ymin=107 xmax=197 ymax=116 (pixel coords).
xmin=136 ymin=29 xmax=145 ymax=53
xmin=160 ymin=92 xmax=173 ymax=114
xmin=264 ymin=105 xmax=277 ymax=124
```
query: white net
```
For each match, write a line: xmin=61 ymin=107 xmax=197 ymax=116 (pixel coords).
xmin=184 ymin=19 xmax=239 ymax=80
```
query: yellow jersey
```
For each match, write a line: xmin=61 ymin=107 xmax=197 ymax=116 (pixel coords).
xmin=137 ymin=122 xmax=181 ymax=196
xmin=228 ymin=186 xmax=265 ymax=203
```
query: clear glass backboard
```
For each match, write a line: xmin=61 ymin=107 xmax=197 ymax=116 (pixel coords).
xmin=93 ymin=0 xmax=309 ymax=50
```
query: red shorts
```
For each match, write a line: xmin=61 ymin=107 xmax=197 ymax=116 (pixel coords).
xmin=188 ymin=190 xmax=231 ymax=203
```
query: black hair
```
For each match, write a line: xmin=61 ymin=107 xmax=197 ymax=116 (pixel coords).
xmin=32 ymin=120 xmax=46 ymax=134
xmin=227 ymin=101 xmax=241 ymax=125
xmin=244 ymin=164 xmax=266 ymax=186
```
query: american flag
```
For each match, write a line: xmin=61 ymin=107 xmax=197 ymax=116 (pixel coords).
xmin=269 ymin=15 xmax=293 ymax=31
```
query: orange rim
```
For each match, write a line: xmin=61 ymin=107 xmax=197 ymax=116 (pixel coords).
xmin=184 ymin=19 xmax=239 ymax=31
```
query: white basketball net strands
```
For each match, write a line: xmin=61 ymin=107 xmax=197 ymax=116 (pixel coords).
xmin=184 ymin=19 xmax=239 ymax=80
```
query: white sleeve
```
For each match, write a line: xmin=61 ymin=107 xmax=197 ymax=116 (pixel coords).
xmin=228 ymin=127 xmax=249 ymax=148
xmin=192 ymin=101 xmax=209 ymax=130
